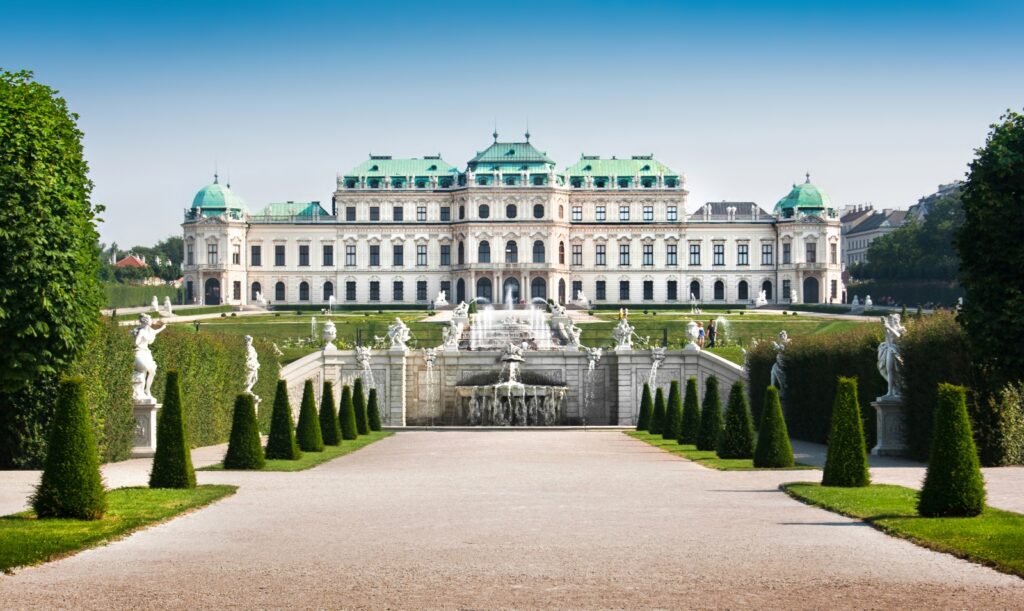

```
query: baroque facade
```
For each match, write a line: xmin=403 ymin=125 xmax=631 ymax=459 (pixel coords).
xmin=182 ymin=134 xmax=844 ymax=307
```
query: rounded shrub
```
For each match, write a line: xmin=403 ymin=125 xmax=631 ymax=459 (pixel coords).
xmin=339 ymin=385 xmax=358 ymax=440
xmin=753 ymin=386 xmax=794 ymax=468
xmin=318 ymin=381 xmax=341 ymax=446
xmin=295 ymin=379 xmax=323 ymax=452
xmin=650 ymin=387 xmax=666 ymax=435
xmin=149 ymin=370 xmax=196 ymax=489
xmin=696 ymin=376 xmax=723 ymax=452
xmin=718 ymin=380 xmax=755 ymax=459
xmin=822 ymin=376 xmax=870 ymax=487
xmin=223 ymin=393 xmax=265 ymax=470
xmin=663 ymin=380 xmax=682 ymax=441
xmin=636 ymin=383 xmax=653 ymax=431
xmin=678 ymin=377 xmax=701 ymax=445
xmin=265 ymin=380 xmax=301 ymax=460
xmin=367 ymin=388 xmax=382 ymax=431
xmin=918 ymin=384 xmax=986 ymax=517
xmin=32 ymin=377 xmax=106 ymax=520
xmin=353 ymin=378 xmax=369 ymax=435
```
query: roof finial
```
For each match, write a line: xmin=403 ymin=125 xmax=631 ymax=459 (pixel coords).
xmin=805 ymin=172 xmax=811 ymax=184
xmin=214 ymin=160 xmax=219 ymax=184
xmin=525 ymin=117 xmax=530 ymax=141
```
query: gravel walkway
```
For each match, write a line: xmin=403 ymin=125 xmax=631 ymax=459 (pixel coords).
xmin=2 ymin=431 xmax=1022 ymax=609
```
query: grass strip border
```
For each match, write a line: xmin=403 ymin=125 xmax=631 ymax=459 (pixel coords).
xmin=202 ymin=430 xmax=393 ymax=472
xmin=627 ymin=431 xmax=815 ymax=471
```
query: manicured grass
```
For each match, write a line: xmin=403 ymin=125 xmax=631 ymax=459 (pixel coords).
xmin=627 ymin=431 xmax=814 ymax=471
xmin=203 ymin=430 xmax=394 ymax=472
xmin=0 ymin=485 xmax=236 ymax=572
xmin=783 ymin=482 xmax=1024 ymax=578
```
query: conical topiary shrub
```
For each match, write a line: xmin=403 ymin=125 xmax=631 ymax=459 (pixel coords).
xmin=822 ymin=377 xmax=870 ymax=487
xmin=339 ymin=385 xmax=358 ymax=440
xmin=650 ymin=387 xmax=666 ymax=435
xmin=149 ymin=370 xmax=196 ymax=489
xmin=718 ymin=380 xmax=755 ymax=459
xmin=319 ymin=381 xmax=341 ymax=446
xmin=696 ymin=376 xmax=723 ymax=452
xmin=754 ymin=386 xmax=794 ymax=468
xmin=367 ymin=388 xmax=382 ymax=431
xmin=354 ymin=378 xmax=370 ymax=435
xmin=32 ymin=377 xmax=106 ymax=520
xmin=918 ymin=384 xmax=986 ymax=517
xmin=265 ymin=380 xmax=301 ymax=460
xmin=679 ymin=377 xmax=701 ymax=445
xmin=637 ymin=383 xmax=653 ymax=431
xmin=295 ymin=379 xmax=324 ymax=452
xmin=663 ymin=380 xmax=683 ymax=441
xmin=223 ymin=393 xmax=265 ymax=470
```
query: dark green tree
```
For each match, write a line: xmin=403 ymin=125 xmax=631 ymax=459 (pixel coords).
xmin=822 ymin=377 xmax=870 ymax=487
xmin=353 ymin=378 xmax=370 ymax=435
xmin=663 ymin=380 xmax=683 ymax=441
xmin=636 ymin=383 xmax=653 ymax=431
xmin=339 ymin=385 xmax=358 ymax=440
xmin=718 ymin=380 xmax=755 ymax=459
xmin=918 ymin=384 xmax=986 ymax=517
xmin=223 ymin=393 xmax=265 ymax=470
xmin=650 ymin=387 xmax=666 ymax=435
xmin=754 ymin=386 xmax=794 ymax=468
xmin=295 ymin=380 xmax=323 ymax=452
xmin=696 ymin=376 xmax=723 ymax=452
xmin=149 ymin=371 xmax=195 ymax=489
xmin=265 ymin=380 xmax=301 ymax=460
xmin=367 ymin=388 xmax=382 ymax=431
xmin=679 ymin=377 xmax=701 ymax=445
xmin=318 ymin=381 xmax=341 ymax=446
xmin=31 ymin=377 xmax=106 ymax=519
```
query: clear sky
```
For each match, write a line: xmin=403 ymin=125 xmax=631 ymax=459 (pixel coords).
xmin=3 ymin=0 xmax=1022 ymax=246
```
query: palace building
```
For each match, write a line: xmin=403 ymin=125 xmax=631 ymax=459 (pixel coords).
xmin=182 ymin=133 xmax=844 ymax=307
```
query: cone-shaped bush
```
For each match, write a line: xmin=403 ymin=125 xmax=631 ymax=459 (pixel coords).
xmin=650 ymin=387 xmax=666 ymax=435
xmin=149 ymin=371 xmax=196 ymax=489
xmin=663 ymin=380 xmax=683 ymax=441
xmin=295 ymin=379 xmax=323 ymax=452
xmin=822 ymin=377 xmax=870 ymax=487
xmin=679 ymin=377 xmax=701 ymax=445
xmin=32 ymin=377 xmax=106 ymax=520
xmin=918 ymin=384 xmax=986 ymax=517
xmin=696 ymin=376 xmax=724 ymax=452
xmin=718 ymin=380 xmax=755 ymax=459
xmin=367 ymin=388 xmax=382 ymax=431
xmin=339 ymin=385 xmax=358 ymax=440
xmin=265 ymin=380 xmax=301 ymax=460
xmin=354 ymin=378 xmax=370 ymax=435
xmin=754 ymin=386 xmax=794 ymax=468
xmin=223 ymin=393 xmax=265 ymax=469
xmin=637 ymin=383 xmax=653 ymax=431
xmin=319 ymin=381 xmax=341 ymax=446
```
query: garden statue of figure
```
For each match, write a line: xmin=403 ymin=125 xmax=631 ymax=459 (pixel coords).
xmin=386 ymin=317 xmax=411 ymax=349
xmin=435 ymin=290 xmax=448 ymax=307
xmin=865 ymin=295 xmax=874 ymax=307
xmin=575 ymin=289 xmax=588 ymax=307
xmin=770 ymin=330 xmax=790 ymax=391
xmin=613 ymin=314 xmax=635 ymax=350
xmin=132 ymin=313 xmax=166 ymax=404
xmin=851 ymin=295 xmax=860 ymax=307
xmin=151 ymin=295 xmax=159 ymax=311
xmin=585 ymin=346 xmax=603 ymax=371
xmin=243 ymin=335 xmax=260 ymax=397
xmin=163 ymin=296 xmax=173 ymax=315
xmin=322 ymin=319 xmax=337 ymax=349
xmin=877 ymin=313 xmax=907 ymax=399
xmin=453 ymin=301 xmax=469 ymax=319
xmin=755 ymin=290 xmax=768 ymax=307
xmin=790 ymin=289 xmax=799 ymax=304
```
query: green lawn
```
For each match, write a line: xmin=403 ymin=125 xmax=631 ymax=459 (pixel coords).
xmin=202 ymin=431 xmax=393 ymax=472
xmin=627 ymin=431 xmax=815 ymax=471
xmin=0 ymin=485 xmax=236 ymax=572
xmin=783 ymin=482 xmax=1024 ymax=578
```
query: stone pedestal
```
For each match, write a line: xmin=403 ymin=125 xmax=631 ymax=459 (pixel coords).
xmin=871 ymin=396 xmax=908 ymax=456
xmin=132 ymin=402 xmax=162 ymax=458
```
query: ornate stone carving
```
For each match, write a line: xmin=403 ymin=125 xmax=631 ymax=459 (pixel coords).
xmin=131 ymin=313 xmax=166 ymax=404
xmin=387 ymin=317 xmax=411 ymax=349
xmin=877 ymin=313 xmax=906 ymax=400
xmin=243 ymin=335 xmax=260 ymax=398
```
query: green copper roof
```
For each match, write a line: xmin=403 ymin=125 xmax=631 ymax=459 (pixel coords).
xmin=344 ymin=156 xmax=457 ymax=177
xmin=191 ymin=175 xmax=247 ymax=213
xmin=256 ymin=202 xmax=329 ymax=217
xmin=468 ymin=138 xmax=555 ymax=170
xmin=773 ymin=174 xmax=833 ymax=217
xmin=564 ymin=155 xmax=678 ymax=177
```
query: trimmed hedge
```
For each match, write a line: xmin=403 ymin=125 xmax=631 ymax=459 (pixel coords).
xmin=718 ymin=380 xmax=755 ymax=459
xmin=637 ymin=383 xmax=653 ymax=431
xmin=339 ymin=385 xmax=358 ymax=440
xmin=367 ymin=388 xmax=382 ymax=431
xmin=650 ymin=387 xmax=666 ymax=435
xmin=149 ymin=371 xmax=196 ymax=489
xmin=223 ymin=393 xmax=264 ymax=470
xmin=754 ymin=386 xmax=794 ymax=468
xmin=821 ymin=377 xmax=870 ymax=487
xmin=265 ymin=380 xmax=301 ymax=460
xmin=295 ymin=380 xmax=324 ymax=452
xmin=697 ymin=376 xmax=723 ymax=451
xmin=319 ymin=381 xmax=341 ymax=446
xmin=918 ymin=384 xmax=985 ymax=517
xmin=353 ymin=378 xmax=369 ymax=435
xmin=664 ymin=380 xmax=682 ymax=441
xmin=679 ymin=377 xmax=701 ymax=445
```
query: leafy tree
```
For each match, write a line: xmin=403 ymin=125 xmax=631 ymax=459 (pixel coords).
xmin=754 ymin=386 xmax=794 ymax=468
xmin=636 ymin=383 xmax=653 ymax=431
xmin=339 ymin=385 xmax=358 ymax=440
xmin=318 ymin=381 xmax=341 ymax=446
xmin=918 ymin=384 xmax=986 ymax=517
xmin=718 ymin=380 xmax=755 ymax=459
xmin=149 ymin=371 xmax=195 ymax=489
xmin=265 ymin=380 xmax=301 ymax=460
xmin=822 ymin=377 xmax=870 ymax=487
xmin=295 ymin=380 xmax=323 ymax=452
xmin=223 ymin=393 xmax=265 ymax=470
xmin=31 ymin=377 xmax=106 ymax=519
xmin=663 ymin=380 xmax=682 ymax=441
xmin=0 ymin=70 xmax=103 ymax=392
xmin=353 ymin=378 xmax=369 ymax=435
xmin=696 ymin=376 xmax=723 ymax=451
xmin=367 ymin=388 xmax=382 ymax=431
xmin=650 ymin=387 xmax=666 ymax=435
xmin=679 ymin=377 xmax=701 ymax=445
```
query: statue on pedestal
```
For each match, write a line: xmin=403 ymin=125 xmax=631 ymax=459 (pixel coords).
xmin=877 ymin=313 xmax=907 ymax=400
xmin=151 ymin=296 xmax=159 ymax=311
xmin=132 ymin=313 xmax=166 ymax=404
xmin=243 ymin=335 xmax=260 ymax=399
xmin=435 ymin=290 xmax=448 ymax=307
xmin=322 ymin=320 xmax=337 ymax=349
xmin=770 ymin=330 xmax=790 ymax=391
xmin=613 ymin=314 xmax=635 ymax=350
xmin=386 ymin=317 xmax=411 ymax=349
xmin=453 ymin=301 xmax=469 ymax=319
xmin=163 ymin=296 xmax=173 ymax=316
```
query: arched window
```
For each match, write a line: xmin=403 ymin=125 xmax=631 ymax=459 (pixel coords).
xmin=559 ymin=204 xmax=564 ymax=218
xmin=533 ymin=204 xmax=544 ymax=219
xmin=762 ymin=280 xmax=773 ymax=301
xmin=456 ymin=278 xmax=466 ymax=303
xmin=323 ymin=281 xmax=334 ymax=301
xmin=506 ymin=240 xmax=518 ymax=263
xmin=558 ymin=242 xmax=565 ymax=265
xmin=479 ymin=204 xmax=490 ymax=219
xmin=457 ymin=241 xmax=465 ymax=265
xmin=532 ymin=240 xmax=545 ymax=263
xmin=713 ymin=280 xmax=724 ymax=301
xmin=299 ymin=281 xmax=310 ymax=301
xmin=459 ymin=205 xmax=465 ymax=219
xmin=251 ymin=281 xmax=262 ymax=301
xmin=558 ymin=279 xmax=566 ymax=303
xmin=689 ymin=280 xmax=700 ymax=301
xmin=275 ymin=281 xmax=286 ymax=301
xmin=738 ymin=280 xmax=748 ymax=301
xmin=531 ymin=277 xmax=547 ymax=300
xmin=478 ymin=240 xmax=491 ymax=263
xmin=503 ymin=277 xmax=520 ymax=303
xmin=476 ymin=277 xmax=492 ymax=302
xmin=506 ymin=204 xmax=517 ymax=219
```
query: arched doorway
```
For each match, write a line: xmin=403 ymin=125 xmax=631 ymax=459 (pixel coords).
xmin=251 ymin=281 xmax=261 ymax=301
xmin=762 ymin=280 xmax=773 ymax=301
xmin=476 ymin=277 xmax=492 ymax=302
xmin=738 ymin=280 xmax=749 ymax=301
xmin=456 ymin=278 xmax=466 ymax=303
xmin=713 ymin=280 xmax=725 ymax=301
xmin=204 ymin=278 xmax=221 ymax=305
xmin=531 ymin=277 xmax=547 ymax=300
xmin=803 ymin=277 xmax=820 ymax=304
xmin=502 ymin=277 xmax=520 ymax=303
xmin=689 ymin=280 xmax=700 ymax=301
xmin=558 ymin=279 xmax=566 ymax=304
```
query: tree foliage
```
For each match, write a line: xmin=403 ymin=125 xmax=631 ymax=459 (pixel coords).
xmin=663 ymin=380 xmax=682 ymax=441
xmin=636 ymin=383 xmax=653 ymax=431
xmin=718 ymin=380 xmax=755 ymax=459
xmin=265 ymin=380 xmax=300 ymax=460
xmin=650 ymin=387 xmax=666 ymax=435
xmin=821 ymin=377 xmax=870 ymax=487
xmin=295 ymin=380 xmax=323 ymax=452
xmin=339 ymin=384 xmax=358 ymax=440
xmin=918 ymin=384 xmax=986 ymax=517
xmin=696 ymin=376 xmax=723 ymax=452
xmin=679 ymin=377 xmax=701 ymax=445
xmin=318 ymin=381 xmax=340 ymax=446
xmin=149 ymin=371 xmax=196 ymax=489
xmin=367 ymin=387 xmax=382 ymax=431
xmin=754 ymin=386 xmax=794 ymax=468
xmin=353 ymin=378 xmax=369 ymax=435
xmin=223 ymin=393 xmax=265 ymax=470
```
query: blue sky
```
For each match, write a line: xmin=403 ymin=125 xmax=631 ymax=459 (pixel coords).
xmin=3 ymin=0 xmax=1022 ymax=245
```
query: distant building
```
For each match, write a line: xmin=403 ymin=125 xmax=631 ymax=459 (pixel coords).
xmin=114 ymin=254 xmax=148 ymax=269
xmin=906 ymin=181 xmax=962 ymax=222
xmin=843 ymin=208 xmax=908 ymax=266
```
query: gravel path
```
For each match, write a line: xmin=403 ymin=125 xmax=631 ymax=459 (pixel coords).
xmin=2 ymin=431 xmax=1022 ymax=609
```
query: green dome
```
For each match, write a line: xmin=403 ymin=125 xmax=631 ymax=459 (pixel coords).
xmin=191 ymin=175 xmax=247 ymax=214
xmin=774 ymin=174 xmax=832 ymax=218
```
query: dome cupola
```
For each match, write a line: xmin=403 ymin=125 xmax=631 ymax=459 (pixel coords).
xmin=191 ymin=173 xmax=247 ymax=217
xmin=773 ymin=173 xmax=833 ymax=218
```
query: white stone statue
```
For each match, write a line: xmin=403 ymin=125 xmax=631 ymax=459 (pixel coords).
xmin=423 ymin=347 xmax=438 ymax=367
xmin=790 ymin=289 xmax=799 ymax=304
xmin=243 ymin=335 xmax=260 ymax=398
xmin=163 ymin=296 xmax=173 ymax=315
xmin=386 ymin=317 xmax=411 ymax=349
xmin=322 ymin=319 xmax=337 ymax=349
xmin=865 ymin=295 xmax=874 ymax=308
xmin=131 ymin=313 xmax=166 ymax=404
xmin=755 ymin=290 xmax=768 ymax=307
xmin=568 ymin=323 xmax=582 ymax=348
xmin=442 ymin=319 xmax=462 ymax=349
xmin=256 ymin=291 xmax=266 ymax=307
xmin=435 ymin=290 xmax=448 ymax=307
xmin=877 ymin=313 xmax=907 ymax=400
xmin=851 ymin=295 xmax=860 ymax=307
xmin=453 ymin=301 xmax=469 ymax=319
xmin=575 ymin=289 xmax=588 ymax=307
xmin=585 ymin=346 xmax=603 ymax=371
xmin=770 ymin=330 xmax=790 ymax=391
xmin=613 ymin=314 xmax=635 ymax=350
xmin=552 ymin=302 xmax=567 ymax=317
xmin=151 ymin=296 xmax=159 ymax=311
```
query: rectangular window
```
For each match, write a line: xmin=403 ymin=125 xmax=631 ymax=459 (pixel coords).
xmin=761 ymin=244 xmax=773 ymax=266
xmin=806 ymin=242 xmax=817 ymax=263
xmin=595 ymin=280 xmax=606 ymax=300
xmin=250 ymin=245 xmax=261 ymax=266
xmin=416 ymin=244 xmax=427 ymax=266
xmin=274 ymin=244 xmax=285 ymax=266
xmin=619 ymin=205 xmax=630 ymax=221
xmin=713 ymin=244 xmax=725 ymax=266
xmin=393 ymin=207 xmax=404 ymax=222
xmin=417 ymin=280 xmax=428 ymax=301
xmin=643 ymin=244 xmax=653 ymax=266
xmin=393 ymin=244 xmax=404 ymax=267
xmin=232 ymin=244 xmax=240 ymax=265
xmin=596 ymin=206 xmax=606 ymax=221
xmin=440 ymin=244 xmax=451 ymax=266
xmin=298 ymin=244 xmax=309 ymax=267
xmin=393 ymin=280 xmax=403 ymax=301
xmin=667 ymin=206 xmax=678 ymax=222
xmin=596 ymin=244 xmax=606 ymax=266
xmin=207 ymin=243 xmax=218 ymax=265
xmin=667 ymin=244 xmax=677 ymax=266
xmin=345 ymin=245 xmax=356 ymax=266
xmin=370 ymin=206 xmax=380 ymax=221
xmin=417 ymin=206 xmax=426 ymax=222
xmin=572 ymin=206 xmax=582 ymax=221
xmin=643 ymin=206 xmax=653 ymax=222
xmin=830 ymin=243 xmax=837 ymax=265
xmin=346 ymin=281 xmax=356 ymax=301
xmin=619 ymin=244 xmax=630 ymax=266
xmin=783 ymin=243 xmax=791 ymax=264
xmin=571 ymin=244 xmax=582 ymax=266
xmin=689 ymin=244 xmax=701 ymax=266
xmin=831 ymin=279 xmax=838 ymax=299
xmin=369 ymin=281 xmax=380 ymax=301
xmin=369 ymin=245 xmax=380 ymax=267
xmin=737 ymin=244 xmax=749 ymax=266
xmin=572 ymin=281 xmax=582 ymax=300
xmin=233 ymin=281 xmax=241 ymax=300
xmin=323 ymin=244 xmax=334 ymax=266
xmin=643 ymin=280 xmax=654 ymax=300
xmin=667 ymin=280 xmax=678 ymax=301
xmin=782 ymin=279 xmax=791 ymax=300
xmin=186 ymin=243 xmax=194 ymax=266
xmin=440 ymin=207 xmax=450 ymax=222
xmin=619 ymin=280 xmax=630 ymax=301
xmin=345 ymin=206 xmax=356 ymax=221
